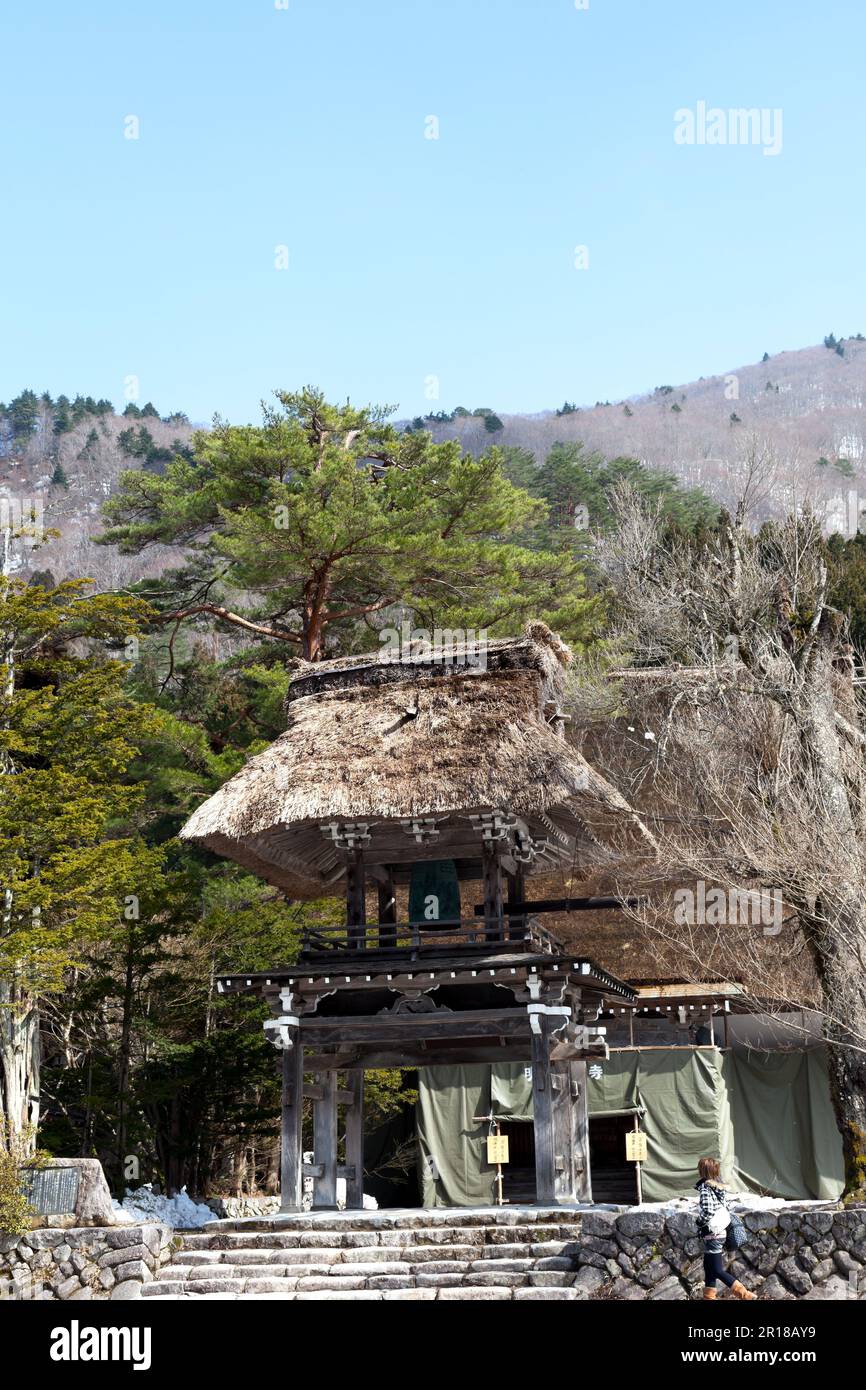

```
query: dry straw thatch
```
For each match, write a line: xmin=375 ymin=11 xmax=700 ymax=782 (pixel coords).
xmin=181 ymin=623 xmax=648 ymax=897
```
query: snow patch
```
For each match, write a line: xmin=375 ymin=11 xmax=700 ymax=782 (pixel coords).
xmin=113 ymin=1184 xmax=214 ymax=1229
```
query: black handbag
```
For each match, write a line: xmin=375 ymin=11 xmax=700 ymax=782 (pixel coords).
xmin=726 ymin=1212 xmax=748 ymax=1251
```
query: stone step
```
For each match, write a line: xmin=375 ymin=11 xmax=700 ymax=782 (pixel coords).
xmin=199 ymin=1208 xmax=606 ymax=1235
xmin=176 ymin=1248 xmax=578 ymax=1272
xmin=145 ymin=1282 xmax=574 ymax=1301
xmin=142 ymin=1268 xmax=579 ymax=1297
xmin=180 ymin=1224 xmax=582 ymax=1252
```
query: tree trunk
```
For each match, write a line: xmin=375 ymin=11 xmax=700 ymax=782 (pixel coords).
xmin=805 ymin=893 xmax=866 ymax=1201
xmin=796 ymin=638 xmax=866 ymax=1200
xmin=0 ymin=980 xmax=40 ymax=1153
xmin=115 ymin=929 xmax=135 ymax=1186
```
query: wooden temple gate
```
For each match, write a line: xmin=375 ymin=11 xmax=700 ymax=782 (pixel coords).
xmin=218 ymin=881 xmax=635 ymax=1211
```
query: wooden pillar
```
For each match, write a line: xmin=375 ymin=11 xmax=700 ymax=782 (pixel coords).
xmin=312 ymin=1070 xmax=338 ymax=1208
xmin=279 ymin=1032 xmax=304 ymax=1213
xmin=506 ymin=865 xmax=526 ymax=941
xmin=377 ymin=870 xmax=397 ymax=950
xmin=551 ymin=1062 xmax=574 ymax=1202
xmin=571 ymin=1058 xmax=592 ymax=1202
xmin=531 ymin=1016 xmax=556 ymax=1204
xmin=344 ymin=1069 xmax=365 ymax=1210
xmin=482 ymin=840 xmax=504 ymax=942
xmin=345 ymin=846 xmax=367 ymax=949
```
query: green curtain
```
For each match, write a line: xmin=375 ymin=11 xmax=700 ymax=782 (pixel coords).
xmin=587 ymin=1049 xmax=736 ymax=1201
xmin=416 ymin=1049 xmax=844 ymax=1206
xmin=490 ymin=1062 xmax=533 ymax=1120
xmin=417 ymin=1065 xmax=495 ymax=1207
xmin=723 ymin=1049 xmax=844 ymax=1200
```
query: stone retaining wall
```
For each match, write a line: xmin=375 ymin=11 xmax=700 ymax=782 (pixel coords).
xmin=0 ymin=1222 xmax=174 ymax=1301
xmin=579 ymin=1206 xmax=866 ymax=1300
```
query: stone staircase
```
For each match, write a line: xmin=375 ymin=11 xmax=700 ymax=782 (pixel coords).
xmin=142 ymin=1207 xmax=607 ymax=1301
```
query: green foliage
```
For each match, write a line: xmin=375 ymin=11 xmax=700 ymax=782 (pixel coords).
xmin=99 ymin=386 xmax=596 ymax=659
xmin=0 ymin=1125 xmax=50 ymax=1236
xmin=501 ymin=440 xmax=720 ymax=544
xmin=51 ymin=462 xmax=69 ymax=488
xmin=0 ymin=579 xmax=162 ymax=995
xmin=4 ymin=389 xmax=41 ymax=438
xmin=364 ymin=1071 xmax=418 ymax=1131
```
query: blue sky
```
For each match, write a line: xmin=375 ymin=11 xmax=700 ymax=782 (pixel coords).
xmin=1 ymin=0 xmax=864 ymax=424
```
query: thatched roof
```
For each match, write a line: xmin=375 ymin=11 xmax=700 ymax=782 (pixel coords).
xmin=181 ymin=623 xmax=650 ymax=898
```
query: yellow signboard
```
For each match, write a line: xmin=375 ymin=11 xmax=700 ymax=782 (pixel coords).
xmin=626 ymin=1131 xmax=648 ymax=1163
xmin=487 ymin=1134 xmax=510 ymax=1165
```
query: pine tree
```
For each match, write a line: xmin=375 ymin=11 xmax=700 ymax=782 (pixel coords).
xmin=100 ymin=387 xmax=597 ymax=660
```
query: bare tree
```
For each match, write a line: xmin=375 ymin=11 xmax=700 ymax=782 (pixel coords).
xmin=585 ymin=485 xmax=866 ymax=1200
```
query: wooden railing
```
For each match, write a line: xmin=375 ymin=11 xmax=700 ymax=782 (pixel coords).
xmin=298 ymin=915 xmax=562 ymax=959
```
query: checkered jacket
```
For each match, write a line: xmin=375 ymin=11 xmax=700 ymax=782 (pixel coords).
xmin=695 ymin=1179 xmax=729 ymax=1253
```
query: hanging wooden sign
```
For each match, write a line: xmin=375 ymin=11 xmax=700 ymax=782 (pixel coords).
xmin=487 ymin=1134 xmax=510 ymax=1165
xmin=408 ymin=860 xmax=461 ymax=927
xmin=625 ymin=1131 xmax=647 ymax=1163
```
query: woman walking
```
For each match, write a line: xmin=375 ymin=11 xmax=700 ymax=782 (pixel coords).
xmin=695 ymin=1157 xmax=756 ymax=1300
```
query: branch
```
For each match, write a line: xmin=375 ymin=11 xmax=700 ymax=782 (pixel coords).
xmin=152 ymin=605 xmax=301 ymax=643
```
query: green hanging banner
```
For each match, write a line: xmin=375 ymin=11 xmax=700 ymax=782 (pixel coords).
xmin=409 ymin=860 xmax=461 ymax=927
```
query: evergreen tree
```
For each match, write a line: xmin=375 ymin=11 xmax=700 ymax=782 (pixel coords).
xmin=7 ymin=390 xmax=40 ymax=439
xmin=100 ymin=387 xmax=597 ymax=660
xmin=0 ymin=578 xmax=162 ymax=1151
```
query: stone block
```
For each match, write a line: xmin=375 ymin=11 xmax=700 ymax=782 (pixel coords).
xmin=777 ymin=1257 xmax=812 ymax=1295
xmin=802 ymin=1275 xmax=850 ymax=1301
xmin=616 ymin=1212 xmax=665 ymax=1240
xmin=110 ymin=1281 xmax=144 ymax=1300
xmin=648 ymin=1275 xmax=687 ymax=1300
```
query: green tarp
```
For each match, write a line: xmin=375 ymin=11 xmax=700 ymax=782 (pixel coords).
xmin=588 ymin=1048 xmax=737 ymax=1201
xmin=417 ymin=1049 xmax=844 ymax=1207
xmin=724 ymin=1049 xmax=844 ymax=1200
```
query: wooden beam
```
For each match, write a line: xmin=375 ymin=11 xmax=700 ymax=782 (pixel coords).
xmin=312 ymin=1070 xmax=338 ymax=1209
xmin=481 ymin=840 xmax=504 ymax=942
xmin=531 ymin=1016 xmax=556 ymax=1205
xmin=344 ymin=1070 xmax=365 ymax=1210
xmin=280 ymin=1037 xmax=304 ymax=1213
xmin=346 ymin=846 xmax=367 ymax=948
xmin=300 ymin=1009 xmax=531 ymax=1047
xmin=506 ymin=865 xmax=526 ymax=942
xmin=474 ymin=895 xmax=644 ymax=916
xmin=377 ymin=870 xmax=397 ymax=950
xmin=305 ymin=1045 xmax=534 ymax=1069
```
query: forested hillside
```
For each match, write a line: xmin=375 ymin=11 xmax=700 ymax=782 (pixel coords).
xmin=415 ymin=338 xmax=866 ymax=531
xmin=0 ymin=389 xmax=195 ymax=588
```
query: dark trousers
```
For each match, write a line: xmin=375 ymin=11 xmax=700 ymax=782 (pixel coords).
xmin=703 ymin=1249 xmax=736 ymax=1288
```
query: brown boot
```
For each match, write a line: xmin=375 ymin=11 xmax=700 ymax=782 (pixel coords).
xmin=703 ymin=1286 xmax=717 ymax=1299
xmin=731 ymin=1280 xmax=757 ymax=1300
